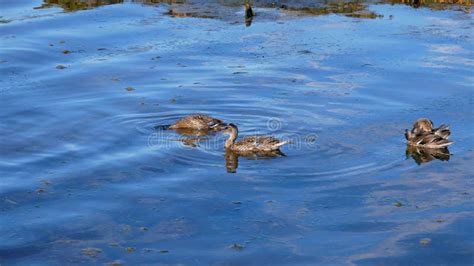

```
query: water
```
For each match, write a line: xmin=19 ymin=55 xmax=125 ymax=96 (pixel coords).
xmin=1 ymin=0 xmax=473 ymax=264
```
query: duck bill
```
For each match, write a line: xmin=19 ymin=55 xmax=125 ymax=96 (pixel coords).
xmin=210 ymin=122 xmax=228 ymax=131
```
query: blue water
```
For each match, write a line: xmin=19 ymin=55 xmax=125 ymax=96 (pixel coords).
xmin=1 ymin=1 xmax=473 ymax=265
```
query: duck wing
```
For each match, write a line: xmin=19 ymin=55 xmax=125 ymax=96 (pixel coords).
xmin=195 ymin=114 xmax=223 ymax=129
xmin=433 ymin=124 xmax=450 ymax=139
xmin=412 ymin=133 xmax=453 ymax=148
xmin=235 ymin=136 xmax=288 ymax=151
xmin=170 ymin=114 xmax=222 ymax=130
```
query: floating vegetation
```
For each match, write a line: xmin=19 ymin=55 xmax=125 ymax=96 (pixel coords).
xmin=229 ymin=243 xmax=244 ymax=251
xmin=142 ymin=248 xmax=169 ymax=253
xmin=419 ymin=238 xmax=432 ymax=245
xmin=125 ymin=87 xmax=135 ymax=92
xmin=37 ymin=0 xmax=124 ymax=12
xmin=345 ymin=11 xmax=383 ymax=18
xmin=4 ymin=198 xmax=18 ymax=205
xmin=82 ymin=247 xmax=102 ymax=257
xmin=56 ymin=64 xmax=66 ymax=69
xmin=35 ymin=0 xmax=472 ymax=19
xmin=106 ymin=261 xmax=123 ymax=266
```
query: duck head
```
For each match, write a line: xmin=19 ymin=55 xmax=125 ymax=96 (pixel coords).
xmin=413 ymin=118 xmax=434 ymax=133
xmin=223 ymin=123 xmax=238 ymax=149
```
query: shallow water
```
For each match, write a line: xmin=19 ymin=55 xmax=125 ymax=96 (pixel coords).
xmin=1 ymin=0 xmax=473 ymax=265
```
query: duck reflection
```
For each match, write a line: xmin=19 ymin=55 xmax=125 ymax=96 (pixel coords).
xmin=153 ymin=127 xmax=220 ymax=148
xmin=171 ymin=128 xmax=220 ymax=147
xmin=245 ymin=15 xmax=253 ymax=27
xmin=225 ymin=150 xmax=285 ymax=173
xmin=406 ymin=145 xmax=451 ymax=165
xmin=171 ymin=128 xmax=215 ymax=137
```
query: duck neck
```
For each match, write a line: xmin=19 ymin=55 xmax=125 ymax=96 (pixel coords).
xmin=225 ymin=129 xmax=238 ymax=149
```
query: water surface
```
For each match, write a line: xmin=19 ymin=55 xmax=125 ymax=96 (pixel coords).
xmin=1 ymin=0 xmax=473 ymax=265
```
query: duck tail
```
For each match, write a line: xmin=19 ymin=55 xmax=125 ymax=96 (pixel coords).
xmin=434 ymin=124 xmax=451 ymax=139
xmin=434 ymin=139 xmax=454 ymax=148
xmin=425 ymin=138 xmax=454 ymax=148
xmin=275 ymin=140 xmax=291 ymax=148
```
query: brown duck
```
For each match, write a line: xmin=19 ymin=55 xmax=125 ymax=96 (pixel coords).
xmin=245 ymin=2 xmax=254 ymax=19
xmin=223 ymin=123 xmax=289 ymax=153
xmin=244 ymin=1 xmax=254 ymax=26
xmin=405 ymin=118 xmax=453 ymax=148
xmin=168 ymin=114 xmax=225 ymax=131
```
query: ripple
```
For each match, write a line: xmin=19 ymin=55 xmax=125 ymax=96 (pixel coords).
xmin=106 ymin=104 xmax=323 ymax=171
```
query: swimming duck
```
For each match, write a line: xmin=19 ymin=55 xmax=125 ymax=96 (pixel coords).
xmin=405 ymin=118 xmax=453 ymax=148
xmin=245 ymin=2 xmax=254 ymax=19
xmin=168 ymin=114 xmax=225 ymax=131
xmin=223 ymin=123 xmax=289 ymax=153
xmin=244 ymin=1 xmax=254 ymax=26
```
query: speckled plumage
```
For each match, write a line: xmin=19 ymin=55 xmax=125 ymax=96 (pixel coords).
xmin=223 ymin=123 xmax=289 ymax=153
xmin=405 ymin=118 xmax=453 ymax=148
xmin=169 ymin=114 xmax=224 ymax=131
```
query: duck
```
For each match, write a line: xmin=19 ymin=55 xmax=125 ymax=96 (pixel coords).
xmin=244 ymin=1 xmax=254 ymax=26
xmin=167 ymin=114 xmax=225 ymax=131
xmin=222 ymin=123 xmax=289 ymax=153
xmin=245 ymin=2 xmax=254 ymax=19
xmin=405 ymin=118 xmax=453 ymax=148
